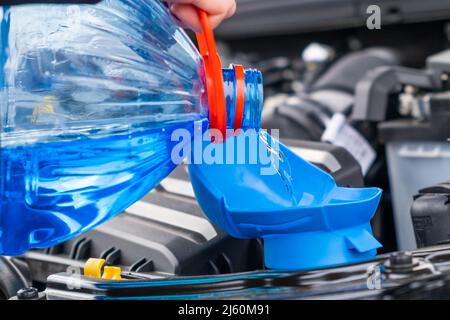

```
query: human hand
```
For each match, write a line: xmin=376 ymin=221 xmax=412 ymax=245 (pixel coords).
xmin=166 ymin=0 xmax=237 ymax=31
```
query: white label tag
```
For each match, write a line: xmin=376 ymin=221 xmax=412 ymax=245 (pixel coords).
xmin=322 ymin=114 xmax=376 ymax=175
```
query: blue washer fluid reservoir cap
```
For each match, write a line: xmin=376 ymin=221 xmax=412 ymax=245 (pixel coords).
xmin=188 ymin=131 xmax=382 ymax=271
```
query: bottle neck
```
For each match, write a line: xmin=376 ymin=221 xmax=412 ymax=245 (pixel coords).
xmin=222 ymin=67 xmax=263 ymax=130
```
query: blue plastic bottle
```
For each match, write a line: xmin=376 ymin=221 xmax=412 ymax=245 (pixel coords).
xmin=0 ymin=0 xmax=263 ymax=255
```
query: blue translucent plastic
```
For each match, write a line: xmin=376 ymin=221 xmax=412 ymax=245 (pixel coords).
xmin=0 ymin=0 xmax=208 ymax=255
xmin=189 ymin=131 xmax=382 ymax=270
xmin=0 ymin=0 xmax=263 ymax=255
xmin=222 ymin=68 xmax=263 ymax=130
xmin=1 ymin=121 xmax=202 ymax=254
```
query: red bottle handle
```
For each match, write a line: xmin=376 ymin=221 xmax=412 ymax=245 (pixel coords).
xmin=195 ymin=9 xmax=245 ymax=141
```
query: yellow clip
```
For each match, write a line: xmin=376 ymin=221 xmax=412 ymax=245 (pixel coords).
xmin=32 ymin=95 xmax=56 ymax=123
xmin=83 ymin=258 xmax=105 ymax=278
xmin=102 ymin=266 xmax=122 ymax=280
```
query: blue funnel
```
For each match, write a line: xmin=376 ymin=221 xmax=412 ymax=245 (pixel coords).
xmin=188 ymin=130 xmax=382 ymax=270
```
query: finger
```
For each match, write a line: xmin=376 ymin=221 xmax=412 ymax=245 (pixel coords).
xmin=166 ymin=0 xmax=234 ymax=16
xmin=170 ymin=4 xmax=202 ymax=32
xmin=170 ymin=4 xmax=229 ymax=31
xmin=225 ymin=0 xmax=237 ymax=18
xmin=208 ymin=13 xmax=228 ymax=29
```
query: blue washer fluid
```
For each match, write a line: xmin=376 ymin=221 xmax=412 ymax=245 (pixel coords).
xmin=0 ymin=0 xmax=263 ymax=255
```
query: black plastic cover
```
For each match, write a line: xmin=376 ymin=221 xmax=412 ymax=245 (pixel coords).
xmin=0 ymin=258 xmax=29 ymax=299
xmin=378 ymin=92 xmax=450 ymax=142
xmin=412 ymin=182 xmax=450 ymax=248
